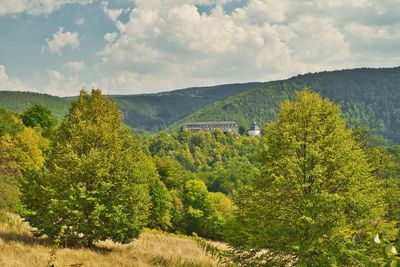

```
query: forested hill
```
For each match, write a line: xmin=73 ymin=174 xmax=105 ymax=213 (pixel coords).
xmin=2 ymin=67 xmax=400 ymax=142
xmin=0 ymin=82 xmax=264 ymax=130
xmin=177 ymin=67 xmax=400 ymax=143
xmin=113 ymin=82 xmax=266 ymax=131
xmin=0 ymin=91 xmax=69 ymax=119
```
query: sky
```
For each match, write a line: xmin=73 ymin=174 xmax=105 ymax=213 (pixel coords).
xmin=0 ymin=0 xmax=399 ymax=96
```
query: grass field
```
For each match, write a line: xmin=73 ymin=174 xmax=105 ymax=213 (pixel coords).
xmin=0 ymin=211 xmax=221 ymax=267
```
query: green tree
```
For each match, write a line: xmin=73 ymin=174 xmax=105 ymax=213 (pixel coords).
xmin=0 ymin=110 xmax=48 ymax=210
xmin=20 ymin=89 xmax=155 ymax=247
xmin=204 ymin=192 xmax=235 ymax=240
xmin=147 ymin=178 xmax=172 ymax=230
xmin=154 ymin=156 xmax=193 ymax=189
xmin=182 ymin=179 xmax=211 ymax=236
xmin=21 ymin=104 xmax=57 ymax=137
xmin=169 ymin=189 xmax=185 ymax=233
xmin=229 ymin=90 xmax=396 ymax=266
xmin=0 ymin=109 xmax=24 ymax=137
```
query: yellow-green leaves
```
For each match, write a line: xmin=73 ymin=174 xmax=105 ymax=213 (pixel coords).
xmin=230 ymin=90 xmax=395 ymax=266
xmin=20 ymin=89 xmax=155 ymax=247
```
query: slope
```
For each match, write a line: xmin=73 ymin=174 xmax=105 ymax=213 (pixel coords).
xmin=0 ymin=91 xmax=69 ymax=120
xmin=0 ymin=83 xmax=264 ymax=131
xmin=177 ymin=67 xmax=400 ymax=143
xmin=113 ymin=82 xmax=266 ymax=132
xmin=0 ymin=211 xmax=220 ymax=267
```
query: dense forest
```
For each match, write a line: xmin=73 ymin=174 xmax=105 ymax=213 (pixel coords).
xmin=0 ymin=91 xmax=69 ymax=120
xmin=2 ymin=67 xmax=400 ymax=142
xmin=0 ymin=82 xmax=264 ymax=132
xmin=113 ymin=82 xmax=266 ymax=132
xmin=1 ymin=89 xmax=400 ymax=266
xmin=178 ymin=67 xmax=400 ymax=143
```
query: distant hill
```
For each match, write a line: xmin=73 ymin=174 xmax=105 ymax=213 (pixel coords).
xmin=177 ymin=67 xmax=400 ymax=143
xmin=113 ymin=83 xmax=266 ymax=132
xmin=2 ymin=67 xmax=400 ymax=143
xmin=0 ymin=91 xmax=69 ymax=119
xmin=0 ymin=83 xmax=263 ymax=129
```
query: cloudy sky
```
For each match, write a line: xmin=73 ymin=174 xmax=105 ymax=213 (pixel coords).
xmin=0 ymin=0 xmax=399 ymax=96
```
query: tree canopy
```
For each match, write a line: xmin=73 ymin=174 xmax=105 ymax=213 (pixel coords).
xmin=228 ymin=90 xmax=396 ymax=265
xmin=20 ymin=89 xmax=156 ymax=246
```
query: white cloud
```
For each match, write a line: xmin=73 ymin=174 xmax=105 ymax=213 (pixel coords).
xmin=0 ymin=0 xmax=92 ymax=16
xmin=45 ymin=70 xmax=85 ymax=96
xmin=104 ymin=32 xmax=118 ymax=43
xmin=96 ymin=71 xmax=141 ymax=94
xmin=93 ymin=0 xmax=400 ymax=93
xmin=101 ymin=1 xmax=128 ymax=22
xmin=63 ymin=61 xmax=86 ymax=72
xmin=233 ymin=0 xmax=289 ymax=24
xmin=0 ymin=65 xmax=31 ymax=91
xmin=95 ymin=1 xmax=313 ymax=90
xmin=4 ymin=0 xmax=400 ymax=95
xmin=46 ymin=28 xmax=80 ymax=55
xmin=96 ymin=67 xmax=216 ymax=94
xmin=346 ymin=23 xmax=400 ymax=41
xmin=345 ymin=23 xmax=400 ymax=55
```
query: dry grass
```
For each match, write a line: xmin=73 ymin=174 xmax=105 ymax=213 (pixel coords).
xmin=0 ymin=211 xmax=221 ymax=267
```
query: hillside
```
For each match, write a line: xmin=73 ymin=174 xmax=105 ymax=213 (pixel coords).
xmin=0 ymin=83 xmax=263 ymax=130
xmin=0 ymin=211 xmax=220 ymax=267
xmin=177 ymin=67 xmax=400 ymax=143
xmin=2 ymin=67 xmax=400 ymax=142
xmin=0 ymin=91 xmax=69 ymax=120
xmin=113 ymin=83 xmax=265 ymax=132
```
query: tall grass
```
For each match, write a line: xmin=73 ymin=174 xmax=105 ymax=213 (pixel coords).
xmin=0 ymin=211 xmax=220 ymax=267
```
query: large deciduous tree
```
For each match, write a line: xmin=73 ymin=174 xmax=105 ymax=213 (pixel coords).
xmin=20 ymin=89 xmax=156 ymax=247
xmin=229 ymin=90 xmax=396 ymax=266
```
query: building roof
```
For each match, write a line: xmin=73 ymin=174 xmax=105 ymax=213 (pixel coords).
xmin=184 ymin=121 xmax=237 ymax=126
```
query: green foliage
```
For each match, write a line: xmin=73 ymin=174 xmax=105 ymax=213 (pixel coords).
xmin=21 ymin=104 xmax=57 ymax=137
xmin=352 ymin=128 xmax=400 ymax=224
xmin=114 ymin=83 xmax=263 ymax=132
xmin=142 ymin=126 xmax=258 ymax=239
xmin=204 ymin=192 xmax=234 ymax=240
xmin=4 ymin=68 xmax=400 ymax=141
xmin=169 ymin=189 xmax=185 ymax=233
xmin=20 ymin=89 xmax=155 ymax=247
xmin=154 ymin=156 xmax=194 ymax=189
xmin=0 ymin=109 xmax=24 ymax=137
xmin=179 ymin=67 xmax=400 ymax=144
xmin=229 ymin=90 xmax=397 ymax=265
xmin=200 ymin=157 xmax=258 ymax=194
xmin=182 ymin=179 xmax=211 ymax=236
xmin=146 ymin=128 xmax=259 ymax=195
xmin=148 ymin=178 xmax=172 ymax=230
xmin=0 ymin=109 xmax=49 ymax=211
xmin=0 ymin=91 xmax=69 ymax=120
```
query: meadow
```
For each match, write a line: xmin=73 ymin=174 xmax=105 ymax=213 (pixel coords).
xmin=0 ymin=211 xmax=220 ymax=267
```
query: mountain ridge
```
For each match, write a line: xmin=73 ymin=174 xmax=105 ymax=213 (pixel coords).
xmin=1 ymin=66 xmax=400 ymax=142
xmin=177 ymin=67 xmax=400 ymax=143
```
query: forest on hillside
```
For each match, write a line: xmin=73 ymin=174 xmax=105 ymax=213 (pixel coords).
xmin=180 ymin=67 xmax=400 ymax=144
xmin=2 ymin=67 xmax=400 ymax=142
xmin=0 ymin=82 xmax=264 ymax=132
xmin=1 ymin=89 xmax=400 ymax=266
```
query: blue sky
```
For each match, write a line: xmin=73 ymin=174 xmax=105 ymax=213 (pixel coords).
xmin=0 ymin=0 xmax=399 ymax=96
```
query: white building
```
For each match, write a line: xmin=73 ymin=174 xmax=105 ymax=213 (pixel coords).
xmin=183 ymin=121 xmax=238 ymax=133
xmin=248 ymin=122 xmax=261 ymax=136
